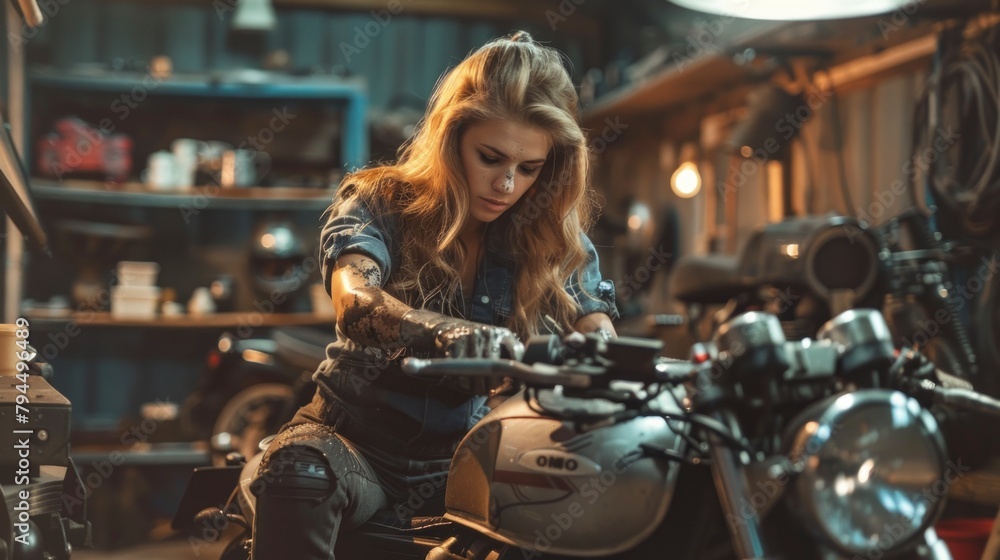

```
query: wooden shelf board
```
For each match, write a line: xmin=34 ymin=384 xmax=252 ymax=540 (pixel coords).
xmin=31 ymin=178 xmax=335 ymax=210
xmin=71 ymin=441 xmax=211 ymax=467
xmin=25 ymin=311 xmax=336 ymax=329
xmin=580 ymin=16 xmax=952 ymax=126
xmin=583 ymin=53 xmax=753 ymax=125
xmin=30 ymin=67 xmax=368 ymax=99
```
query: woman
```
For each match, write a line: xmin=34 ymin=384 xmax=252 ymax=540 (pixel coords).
xmin=251 ymin=31 xmax=618 ymax=559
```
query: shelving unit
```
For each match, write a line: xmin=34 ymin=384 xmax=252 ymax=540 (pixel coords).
xmin=25 ymin=311 xmax=335 ymax=329
xmin=31 ymin=178 xmax=335 ymax=211
xmin=583 ymin=53 xmax=754 ymax=125
xmin=28 ymin=67 xmax=369 ymax=170
xmin=20 ymin=65 xmax=351 ymax=440
xmin=580 ymin=21 xmax=788 ymax=126
xmin=580 ymin=17 xmax=944 ymax=126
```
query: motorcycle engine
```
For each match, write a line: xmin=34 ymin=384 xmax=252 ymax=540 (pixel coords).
xmin=740 ymin=216 xmax=881 ymax=329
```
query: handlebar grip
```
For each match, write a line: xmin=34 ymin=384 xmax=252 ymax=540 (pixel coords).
xmin=935 ymin=369 xmax=974 ymax=391
xmin=936 ymin=387 xmax=1000 ymax=416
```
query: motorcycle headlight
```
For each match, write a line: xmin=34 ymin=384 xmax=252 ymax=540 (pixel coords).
xmin=785 ymin=389 xmax=947 ymax=556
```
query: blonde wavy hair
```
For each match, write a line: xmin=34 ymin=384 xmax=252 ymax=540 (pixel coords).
xmin=330 ymin=31 xmax=596 ymax=339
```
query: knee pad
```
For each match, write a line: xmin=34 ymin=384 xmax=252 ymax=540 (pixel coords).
xmin=255 ymin=445 xmax=334 ymax=501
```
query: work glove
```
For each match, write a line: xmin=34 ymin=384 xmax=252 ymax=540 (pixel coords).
xmin=400 ymin=309 xmax=524 ymax=394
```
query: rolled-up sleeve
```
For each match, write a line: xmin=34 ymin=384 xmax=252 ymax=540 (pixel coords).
xmin=566 ymin=234 xmax=620 ymax=321
xmin=319 ymin=194 xmax=395 ymax=296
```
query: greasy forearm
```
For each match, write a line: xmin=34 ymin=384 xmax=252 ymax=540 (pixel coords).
xmin=331 ymin=255 xmax=463 ymax=350
xmin=337 ymin=285 xmax=415 ymax=349
xmin=332 ymin=255 xmax=412 ymax=348
xmin=331 ymin=254 xmax=521 ymax=395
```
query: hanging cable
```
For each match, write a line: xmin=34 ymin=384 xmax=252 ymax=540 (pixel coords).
xmin=915 ymin=19 xmax=1000 ymax=237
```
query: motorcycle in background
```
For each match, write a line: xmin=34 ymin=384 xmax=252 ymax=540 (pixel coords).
xmin=667 ymin=211 xmax=1000 ymax=394
xmin=173 ymin=308 xmax=1000 ymax=559
xmin=180 ymin=326 xmax=326 ymax=466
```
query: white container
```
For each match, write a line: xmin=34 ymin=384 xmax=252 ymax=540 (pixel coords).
xmin=117 ymin=261 xmax=160 ymax=287
xmin=187 ymin=287 xmax=216 ymax=316
xmin=0 ymin=324 xmax=18 ymax=376
xmin=111 ymin=285 xmax=161 ymax=319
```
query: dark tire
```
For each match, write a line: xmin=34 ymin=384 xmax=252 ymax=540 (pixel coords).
xmin=219 ymin=537 xmax=251 ymax=560
xmin=211 ymin=383 xmax=295 ymax=466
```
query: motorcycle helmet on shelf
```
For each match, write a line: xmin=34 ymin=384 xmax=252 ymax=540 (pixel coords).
xmin=248 ymin=217 xmax=312 ymax=312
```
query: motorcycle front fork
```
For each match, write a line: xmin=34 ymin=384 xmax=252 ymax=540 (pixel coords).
xmin=706 ymin=409 xmax=771 ymax=560
xmin=707 ymin=411 xmax=955 ymax=560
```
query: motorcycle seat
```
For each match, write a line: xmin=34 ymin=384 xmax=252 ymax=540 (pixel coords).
xmin=670 ymin=254 xmax=746 ymax=304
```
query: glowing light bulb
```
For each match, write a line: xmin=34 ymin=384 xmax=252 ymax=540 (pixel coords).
xmin=671 ymin=162 xmax=701 ymax=198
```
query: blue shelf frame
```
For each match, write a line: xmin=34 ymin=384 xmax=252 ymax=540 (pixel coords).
xmin=27 ymin=67 xmax=370 ymax=171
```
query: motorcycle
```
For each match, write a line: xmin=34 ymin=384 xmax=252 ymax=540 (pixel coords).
xmin=180 ymin=326 xmax=327 ymax=465
xmin=173 ymin=307 xmax=1000 ymax=559
xmin=666 ymin=212 xmax=1000 ymax=393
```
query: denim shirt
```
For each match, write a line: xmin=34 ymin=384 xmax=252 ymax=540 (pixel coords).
xmin=313 ymin=190 xmax=618 ymax=460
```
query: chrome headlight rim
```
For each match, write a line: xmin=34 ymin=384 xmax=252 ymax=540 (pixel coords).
xmin=784 ymin=389 xmax=948 ymax=556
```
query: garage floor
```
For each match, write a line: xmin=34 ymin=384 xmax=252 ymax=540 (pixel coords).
xmin=75 ymin=537 xmax=229 ymax=560
xmin=74 ymin=522 xmax=234 ymax=560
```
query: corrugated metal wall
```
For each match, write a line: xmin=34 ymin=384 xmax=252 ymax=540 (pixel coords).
xmin=597 ymin=69 xmax=930 ymax=316
xmin=15 ymin=0 xmax=579 ymax=110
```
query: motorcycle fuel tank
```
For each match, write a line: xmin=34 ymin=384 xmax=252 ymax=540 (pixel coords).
xmin=444 ymin=386 xmax=685 ymax=557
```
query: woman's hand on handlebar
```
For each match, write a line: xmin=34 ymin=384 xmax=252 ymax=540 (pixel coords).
xmin=402 ymin=309 xmax=523 ymax=360
xmin=435 ymin=320 xmax=524 ymax=360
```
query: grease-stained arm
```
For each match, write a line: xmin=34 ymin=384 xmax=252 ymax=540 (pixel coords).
xmin=329 ymin=253 xmax=523 ymax=365
xmin=329 ymin=253 xmax=416 ymax=349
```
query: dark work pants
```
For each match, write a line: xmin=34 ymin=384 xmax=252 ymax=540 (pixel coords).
xmin=250 ymin=419 xmax=388 ymax=559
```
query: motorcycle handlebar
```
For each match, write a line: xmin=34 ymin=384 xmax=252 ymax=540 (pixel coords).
xmin=401 ymin=358 xmax=595 ymax=389
xmin=933 ymin=385 xmax=1000 ymax=417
